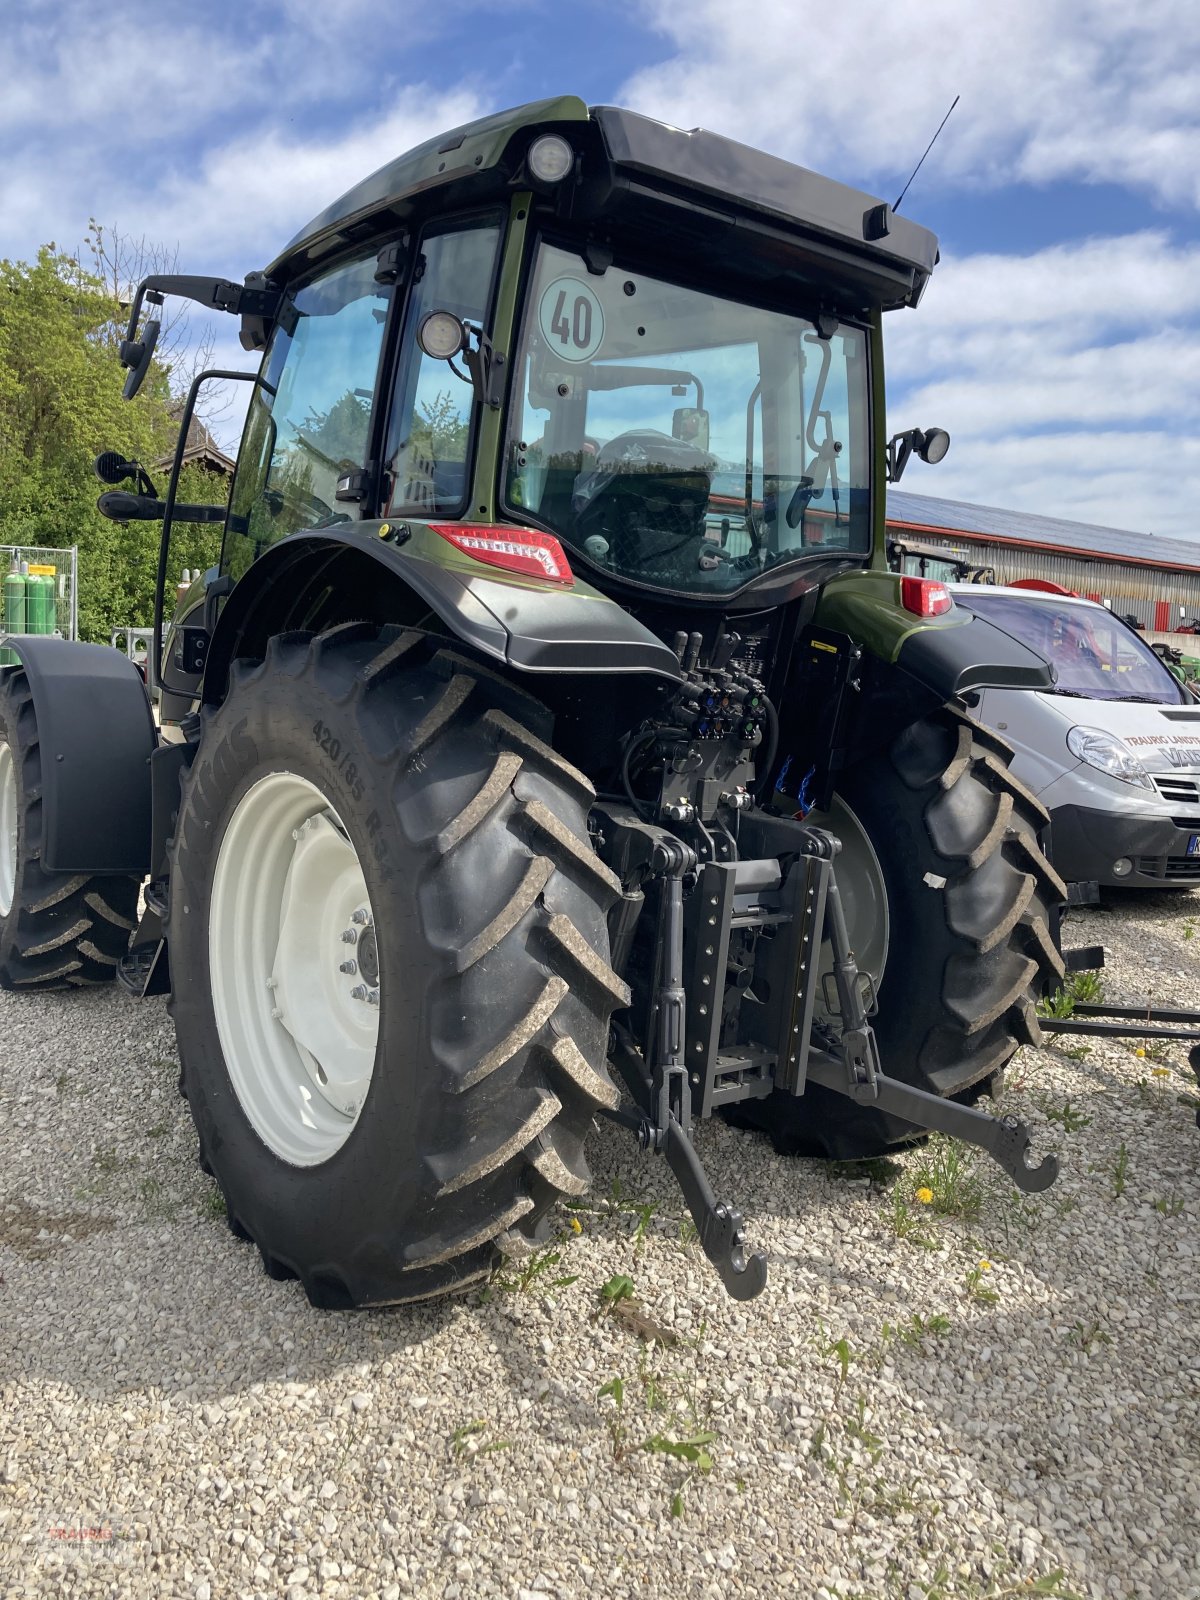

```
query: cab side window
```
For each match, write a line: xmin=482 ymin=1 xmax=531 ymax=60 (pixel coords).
xmin=383 ymin=221 xmax=501 ymax=516
xmin=224 ymin=255 xmax=392 ymax=582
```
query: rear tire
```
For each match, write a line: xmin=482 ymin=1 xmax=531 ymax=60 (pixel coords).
xmin=727 ymin=705 xmax=1065 ymax=1158
xmin=168 ymin=625 xmax=628 ymax=1308
xmin=0 ymin=668 xmax=139 ymax=991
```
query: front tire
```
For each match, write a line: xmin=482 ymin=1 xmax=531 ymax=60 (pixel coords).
xmin=0 ymin=668 xmax=139 ymax=990
xmin=729 ymin=705 xmax=1066 ymax=1158
xmin=168 ymin=625 xmax=628 ymax=1308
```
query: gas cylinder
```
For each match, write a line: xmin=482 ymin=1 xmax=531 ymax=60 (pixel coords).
xmin=2 ymin=560 xmax=24 ymax=665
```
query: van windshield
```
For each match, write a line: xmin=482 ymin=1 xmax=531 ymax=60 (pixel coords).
xmin=502 ymin=241 xmax=871 ymax=595
xmin=964 ymin=592 xmax=1186 ymax=704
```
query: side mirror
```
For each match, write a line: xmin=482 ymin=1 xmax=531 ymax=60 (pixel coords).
xmin=886 ymin=425 xmax=950 ymax=483
xmin=916 ymin=427 xmax=950 ymax=464
xmin=119 ymin=317 xmax=160 ymax=400
xmin=94 ymin=451 xmax=137 ymax=485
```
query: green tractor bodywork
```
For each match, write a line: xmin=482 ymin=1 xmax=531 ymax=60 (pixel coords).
xmin=1 ymin=97 xmax=1067 ymax=1306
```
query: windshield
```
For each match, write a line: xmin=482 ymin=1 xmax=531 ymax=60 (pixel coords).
xmin=964 ymin=592 xmax=1185 ymax=704
xmin=503 ymin=241 xmax=871 ymax=595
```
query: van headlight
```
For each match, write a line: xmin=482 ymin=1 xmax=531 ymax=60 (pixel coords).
xmin=1066 ymin=726 xmax=1154 ymax=790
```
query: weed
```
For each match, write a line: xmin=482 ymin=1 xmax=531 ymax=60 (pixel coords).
xmin=887 ymin=1189 xmax=941 ymax=1251
xmin=895 ymin=1312 xmax=952 ymax=1347
xmin=865 ymin=1556 xmax=1083 ymax=1599
xmin=813 ymin=1323 xmax=855 ymax=1389
xmin=1038 ymin=968 xmax=1104 ymax=1020
xmin=964 ymin=1260 xmax=999 ymax=1305
xmin=201 ymin=1188 xmax=227 ymax=1220
xmin=1153 ymin=1192 xmax=1184 ymax=1217
xmin=1111 ymin=1142 xmax=1129 ymax=1198
xmin=448 ymin=1419 xmax=510 ymax=1459
xmin=1067 ymin=1319 xmax=1110 ymax=1353
xmin=1041 ymin=1099 xmax=1091 ymax=1133
xmin=597 ymin=1348 xmax=718 ymax=1516
xmin=599 ymin=1273 xmax=636 ymax=1310
xmin=1184 ymin=919 xmax=1195 ymax=942
xmin=910 ymin=1135 xmax=985 ymax=1222
xmin=1056 ymin=1042 xmax=1092 ymax=1062
xmin=490 ymin=1237 xmax=579 ymax=1297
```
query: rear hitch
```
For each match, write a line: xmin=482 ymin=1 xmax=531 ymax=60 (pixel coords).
xmin=807 ymin=852 xmax=1058 ymax=1193
xmin=596 ymin=807 xmax=1060 ymax=1306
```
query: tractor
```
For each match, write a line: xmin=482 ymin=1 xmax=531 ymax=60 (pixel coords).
xmin=0 ymin=98 xmax=1067 ymax=1306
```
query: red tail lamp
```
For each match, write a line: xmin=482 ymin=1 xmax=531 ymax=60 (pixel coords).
xmin=900 ymin=576 xmax=953 ymax=618
xmin=430 ymin=523 xmax=574 ymax=586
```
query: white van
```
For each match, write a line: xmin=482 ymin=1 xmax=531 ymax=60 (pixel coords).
xmin=949 ymin=584 xmax=1200 ymax=889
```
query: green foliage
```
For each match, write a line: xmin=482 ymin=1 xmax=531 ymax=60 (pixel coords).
xmin=1037 ymin=968 xmax=1104 ymax=1020
xmin=0 ymin=241 xmax=227 ymax=640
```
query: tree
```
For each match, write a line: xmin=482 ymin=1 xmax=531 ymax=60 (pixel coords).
xmin=0 ymin=241 xmax=227 ymax=641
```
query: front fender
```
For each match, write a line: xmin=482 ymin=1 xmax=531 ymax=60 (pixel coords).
xmin=204 ymin=521 xmax=683 ymax=703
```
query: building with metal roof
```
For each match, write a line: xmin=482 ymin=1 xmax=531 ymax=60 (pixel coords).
xmin=887 ymin=489 xmax=1200 ymax=632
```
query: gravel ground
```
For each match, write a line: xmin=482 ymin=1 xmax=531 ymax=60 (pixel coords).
xmin=2 ymin=889 xmax=1199 ymax=1600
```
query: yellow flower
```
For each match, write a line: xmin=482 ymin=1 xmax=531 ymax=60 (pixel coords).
xmin=1151 ymin=1067 xmax=1171 ymax=1079
xmin=978 ymin=1259 xmax=993 ymax=1272
xmin=1135 ymin=1047 xmax=1146 ymax=1058
xmin=569 ymin=1216 xmax=583 ymax=1234
xmin=915 ymin=1187 xmax=934 ymax=1205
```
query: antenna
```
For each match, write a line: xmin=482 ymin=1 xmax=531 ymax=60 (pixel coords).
xmin=893 ymin=95 xmax=959 ymax=212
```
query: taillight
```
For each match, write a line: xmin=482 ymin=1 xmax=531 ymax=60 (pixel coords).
xmin=429 ymin=523 xmax=574 ymax=586
xmin=900 ymin=576 xmax=953 ymax=618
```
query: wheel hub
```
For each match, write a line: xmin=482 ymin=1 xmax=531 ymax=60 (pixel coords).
xmin=209 ymin=772 xmax=380 ymax=1166
xmin=0 ymin=740 xmax=16 ymax=919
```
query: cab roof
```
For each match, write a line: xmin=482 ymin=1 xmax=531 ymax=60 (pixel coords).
xmin=271 ymin=97 xmax=939 ymax=311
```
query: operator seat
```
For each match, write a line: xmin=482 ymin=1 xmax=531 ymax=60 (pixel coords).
xmin=571 ymin=430 xmax=715 ymax=579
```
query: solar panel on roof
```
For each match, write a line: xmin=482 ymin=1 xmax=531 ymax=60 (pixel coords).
xmin=887 ymin=491 xmax=1200 ymax=572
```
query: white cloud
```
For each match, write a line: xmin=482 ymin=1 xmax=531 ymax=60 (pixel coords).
xmin=621 ymin=0 xmax=1200 ymax=210
xmin=142 ymin=86 xmax=489 ymax=270
xmin=885 ymin=233 xmax=1200 ymax=540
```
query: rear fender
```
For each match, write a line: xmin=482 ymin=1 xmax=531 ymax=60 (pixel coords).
xmin=203 ymin=522 xmax=683 ymax=705
xmin=815 ymin=569 xmax=1053 ymax=698
xmin=1 ymin=636 xmax=154 ymax=874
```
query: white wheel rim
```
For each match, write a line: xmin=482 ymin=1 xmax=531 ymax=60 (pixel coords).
xmin=209 ymin=771 xmax=379 ymax=1166
xmin=804 ymin=793 xmax=890 ymax=1020
xmin=0 ymin=741 xmax=17 ymax=918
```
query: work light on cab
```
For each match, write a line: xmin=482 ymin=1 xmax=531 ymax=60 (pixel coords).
xmin=527 ymin=134 xmax=574 ymax=184
xmin=900 ymin=576 xmax=954 ymax=617
xmin=430 ymin=523 xmax=574 ymax=585
xmin=416 ymin=310 xmax=468 ymax=360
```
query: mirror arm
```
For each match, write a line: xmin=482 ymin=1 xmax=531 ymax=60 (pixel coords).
xmin=463 ymin=328 xmax=507 ymax=409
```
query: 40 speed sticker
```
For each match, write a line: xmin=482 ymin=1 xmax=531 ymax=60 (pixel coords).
xmin=538 ymin=276 xmax=605 ymax=362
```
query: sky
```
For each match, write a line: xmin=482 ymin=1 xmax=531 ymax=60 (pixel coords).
xmin=3 ymin=0 xmax=1200 ymax=541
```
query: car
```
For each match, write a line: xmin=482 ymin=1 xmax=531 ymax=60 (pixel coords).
xmin=949 ymin=583 xmax=1200 ymax=889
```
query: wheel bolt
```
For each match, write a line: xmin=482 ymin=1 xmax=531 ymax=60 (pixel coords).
xmin=271 ymin=1007 xmax=283 ymax=1021
xmin=340 ymin=959 xmax=357 ymax=975
xmin=351 ymin=908 xmax=371 ymax=926
xmin=366 ymin=988 xmax=379 ymax=1007
xmin=341 ymin=928 xmax=358 ymax=944
xmin=350 ymin=984 xmax=368 ymax=1001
